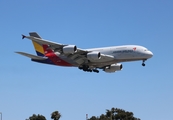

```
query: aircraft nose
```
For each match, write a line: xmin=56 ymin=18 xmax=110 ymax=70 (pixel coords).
xmin=147 ymin=51 xmax=153 ymax=58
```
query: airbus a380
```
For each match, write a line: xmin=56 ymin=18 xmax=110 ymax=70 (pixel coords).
xmin=16 ymin=32 xmax=153 ymax=73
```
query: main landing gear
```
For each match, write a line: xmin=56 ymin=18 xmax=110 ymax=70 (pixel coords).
xmin=92 ymin=69 xmax=99 ymax=73
xmin=142 ymin=59 xmax=146 ymax=66
xmin=78 ymin=65 xmax=99 ymax=73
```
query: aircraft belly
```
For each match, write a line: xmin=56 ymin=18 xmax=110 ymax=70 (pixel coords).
xmin=88 ymin=57 xmax=144 ymax=67
xmin=58 ymin=55 xmax=79 ymax=66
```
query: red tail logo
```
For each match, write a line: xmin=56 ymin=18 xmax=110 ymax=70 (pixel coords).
xmin=133 ymin=47 xmax=136 ymax=51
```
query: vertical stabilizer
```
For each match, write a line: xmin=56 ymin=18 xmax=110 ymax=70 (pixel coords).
xmin=29 ymin=32 xmax=47 ymax=56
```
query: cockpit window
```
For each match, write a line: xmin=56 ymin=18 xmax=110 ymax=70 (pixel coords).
xmin=144 ymin=49 xmax=148 ymax=51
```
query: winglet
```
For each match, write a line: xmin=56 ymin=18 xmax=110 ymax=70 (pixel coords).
xmin=22 ymin=34 xmax=26 ymax=39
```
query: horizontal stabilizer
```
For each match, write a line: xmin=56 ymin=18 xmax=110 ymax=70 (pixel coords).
xmin=15 ymin=52 xmax=47 ymax=60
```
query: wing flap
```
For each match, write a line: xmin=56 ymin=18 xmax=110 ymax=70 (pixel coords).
xmin=15 ymin=52 xmax=47 ymax=60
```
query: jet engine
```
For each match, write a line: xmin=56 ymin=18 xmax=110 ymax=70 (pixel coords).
xmin=104 ymin=63 xmax=123 ymax=73
xmin=62 ymin=45 xmax=77 ymax=54
xmin=87 ymin=52 xmax=101 ymax=61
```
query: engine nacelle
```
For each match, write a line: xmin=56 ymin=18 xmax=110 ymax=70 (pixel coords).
xmin=104 ymin=63 xmax=123 ymax=73
xmin=62 ymin=45 xmax=77 ymax=54
xmin=87 ymin=52 xmax=101 ymax=61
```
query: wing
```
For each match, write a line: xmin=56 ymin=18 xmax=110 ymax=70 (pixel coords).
xmin=22 ymin=33 xmax=86 ymax=54
xmin=22 ymin=32 xmax=115 ymax=67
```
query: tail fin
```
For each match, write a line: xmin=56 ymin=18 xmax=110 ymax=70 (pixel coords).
xmin=29 ymin=32 xmax=52 ymax=56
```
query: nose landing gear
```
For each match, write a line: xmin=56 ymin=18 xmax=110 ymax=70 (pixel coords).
xmin=142 ymin=60 xmax=146 ymax=66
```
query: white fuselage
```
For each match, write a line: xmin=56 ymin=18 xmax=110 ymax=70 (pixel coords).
xmin=85 ymin=45 xmax=153 ymax=66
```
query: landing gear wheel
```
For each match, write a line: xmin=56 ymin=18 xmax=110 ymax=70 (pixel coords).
xmin=93 ymin=69 xmax=99 ymax=73
xmin=142 ymin=63 xmax=145 ymax=66
xmin=79 ymin=65 xmax=99 ymax=73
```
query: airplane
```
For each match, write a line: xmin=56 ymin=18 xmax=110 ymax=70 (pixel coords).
xmin=16 ymin=32 xmax=153 ymax=73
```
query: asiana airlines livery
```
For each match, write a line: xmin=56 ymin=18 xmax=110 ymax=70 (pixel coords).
xmin=16 ymin=32 xmax=153 ymax=73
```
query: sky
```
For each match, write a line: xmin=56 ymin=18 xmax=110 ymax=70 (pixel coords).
xmin=0 ymin=0 xmax=173 ymax=120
